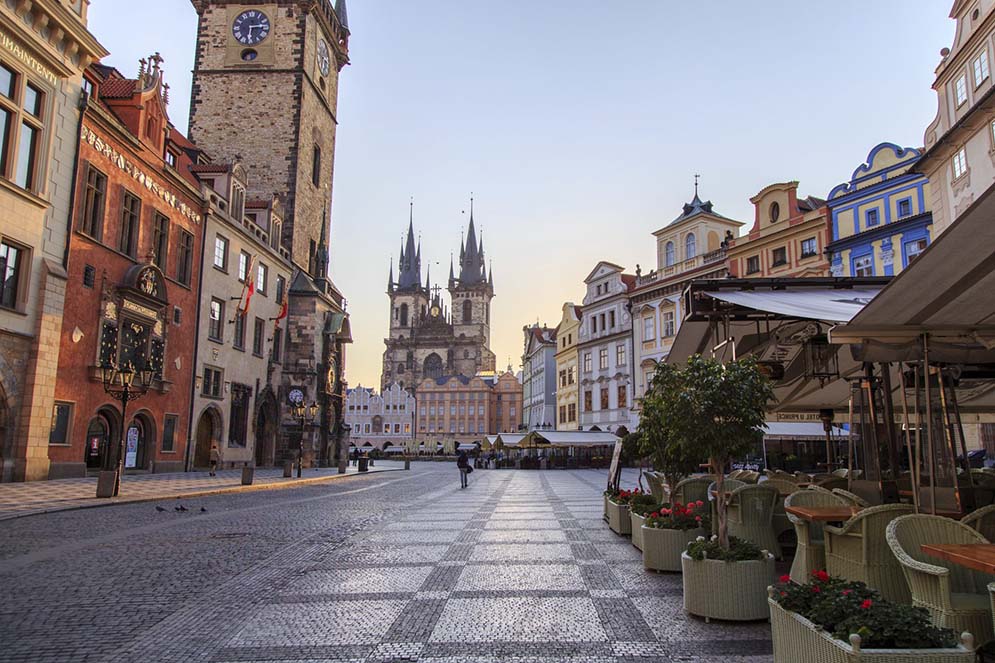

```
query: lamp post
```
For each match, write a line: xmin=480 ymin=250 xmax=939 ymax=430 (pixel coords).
xmin=293 ymin=400 xmax=318 ymax=478
xmin=97 ymin=361 xmax=156 ymax=498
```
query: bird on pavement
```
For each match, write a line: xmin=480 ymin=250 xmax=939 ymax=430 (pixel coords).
xmin=175 ymin=505 xmax=188 ymax=512
xmin=200 ymin=507 xmax=207 ymax=513
xmin=155 ymin=506 xmax=166 ymax=512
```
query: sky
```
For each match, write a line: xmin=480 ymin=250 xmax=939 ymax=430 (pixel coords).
xmin=89 ymin=1 xmax=954 ymax=390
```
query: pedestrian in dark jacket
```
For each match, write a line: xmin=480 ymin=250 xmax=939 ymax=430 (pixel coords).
xmin=457 ymin=451 xmax=470 ymax=488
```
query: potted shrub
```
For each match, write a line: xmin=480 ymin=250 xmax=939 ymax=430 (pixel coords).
xmin=642 ymin=500 xmax=709 ymax=572
xmin=768 ymin=571 xmax=974 ymax=662
xmin=606 ymin=488 xmax=641 ymax=535
xmin=628 ymin=493 xmax=661 ymax=551
xmin=681 ymin=536 xmax=774 ymax=621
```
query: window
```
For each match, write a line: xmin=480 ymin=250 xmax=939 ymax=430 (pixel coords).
xmin=897 ymin=198 xmax=912 ymax=218
xmin=616 ymin=343 xmax=625 ymax=367
xmin=662 ymin=311 xmax=675 ymax=337
xmin=975 ymin=50 xmax=990 ymax=87
xmin=119 ymin=191 xmax=141 ymax=258
xmin=617 ymin=385 xmax=627 ymax=409
xmin=276 ymin=275 xmax=286 ymax=304
xmin=665 ymin=241 xmax=675 ymax=267
xmin=162 ymin=415 xmax=177 ymax=452
xmin=165 ymin=151 xmax=177 ymax=168
xmin=609 ymin=310 xmax=615 ymax=328
xmin=238 ymin=251 xmax=250 ymax=282
xmin=583 ymin=390 xmax=592 ymax=411
xmin=80 ymin=165 xmax=107 ymax=239
xmin=152 ymin=213 xmax=169 ymax=269
xmin=231 ymin=184 xmax=245 ymax=222
xmin=685 ymin=233 xmax=696 ymax=259
xmin=271 ymin=327 xmax=282 ymax=363
xmin=800 ymin=237 xmax=818 ymax=258
xmin=953 ymin=148 xmax=968 ymax=179
xmin=0 ymin=238 xmax=25 ymax=310
xmin=203 ymin=366 xmax=223 ymax=398
xmin=591 ymin=317 xmax=597 ymax=334
xmin=599 ymin=348 xmax=608 ymax=370
xmin=233 ymin=312 xmax=245 ymax=350
xmin=568 ymin=403 xmax=576 ymax=421
xmin=462 ymin=299 xmax=472 ymax=323
xmin=50 ymin=402 xmax=72 ymax=445
xmin=0 ymin=64 xmax=45 ymax=192
xmin=256 ymin=262 xmax=268 ymax=294
xmin=228 ymin=384 xmax=250 ymax=447
xmin=253 ymin=317 xmax=265 ymax=356
xmin=568 ymin=366 xmax=575 ymax=384
xmin=209 ymin=298 xmax=224 ymax=341
xmin=905 ymin=238 xmax=928 ymax=264
xmin=583 ymin=352 xmax=591 ymax=372
xmin=214 ymin=235 xmax=229 ymax=270
xmin=312 ymin=145 xmax=321 ymax=186
xmin=746 ymin=255 xmax=760 ymax=274
xmin=853 ymin=254 xmax=874 ymax=277
xmin=956 ymin=74 xmax=968 ymax=106
xmin=643 ymin=316 xmax=655 ymax=342
xmin=771 ymin=247 xmax=787 ymax=266
xmin=865 ymin=208 xmax=880 ymax=226
xmin=177 ymin=230 xmax=194 ymax=285
xmin=600 ymin=387 xmax=609 ymax=410
xmin=769 ymin=201 xmax=780 ymax=223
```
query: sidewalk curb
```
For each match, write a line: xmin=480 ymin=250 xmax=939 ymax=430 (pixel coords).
xmin=0 ymin=467 xmax=406 ymax=522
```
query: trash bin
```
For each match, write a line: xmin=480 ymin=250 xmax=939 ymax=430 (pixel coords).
xmin=404 ymin=458 xmax=411 ymax=470
xmin=96 ymin=470 xmax=117 ymax=498
xmin=241 ymin=466 xmax=254 ymax=485
xmin=358 ymin=457 xmax=369 ymax=472
xmin=283 ymin=460 xmax=293 ymax=478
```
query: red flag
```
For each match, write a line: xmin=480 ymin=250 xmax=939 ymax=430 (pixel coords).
xmin=275 ymin=299 xmax=288 ymax=321
xmin=241 ymin=278 xmax=254 ymax=318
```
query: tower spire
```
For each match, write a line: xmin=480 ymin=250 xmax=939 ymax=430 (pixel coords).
xmin=387 ymin=256 xmax=394 ymax=293
xmin=398 ymin=202 xmax=422 ymax=289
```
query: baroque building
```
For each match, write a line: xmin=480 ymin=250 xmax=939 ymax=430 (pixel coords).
xmin=521 ymin=323 xmax=556 ymax=431
xmin=344 ymin=383 xmax=415 ymax=453
xmin=554 ymin=303 xmax=582 ymax=430
xmin=414 ymin=370 xmax=522 ymax=453
xmin=381 ymin=208 xmax=496 ymax=391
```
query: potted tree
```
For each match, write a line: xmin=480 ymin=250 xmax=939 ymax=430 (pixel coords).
xmin=644 ymin=355 xmax=777 ymax=621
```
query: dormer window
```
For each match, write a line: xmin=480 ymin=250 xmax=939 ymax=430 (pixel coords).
xmin=165 ymin=151 xmax=177 ymax=168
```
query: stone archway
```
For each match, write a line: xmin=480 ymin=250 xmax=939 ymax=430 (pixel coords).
xmin=194 ymin=405 xmax=223 ymax=469
xmin=254 ymin=390 xmax=278 ymax=467
xmin=424 ymin=353 xmax=443 ymax=380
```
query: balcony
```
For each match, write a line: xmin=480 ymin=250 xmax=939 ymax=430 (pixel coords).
xmin=637 ymin=249 xmax=727 ymax=285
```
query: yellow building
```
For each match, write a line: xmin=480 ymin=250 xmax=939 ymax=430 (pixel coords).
xmin=553 ymin=303 xmax=582 ymax=430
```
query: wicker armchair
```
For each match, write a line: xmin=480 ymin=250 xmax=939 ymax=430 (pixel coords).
xmin=761 ymin=479 xmax=802 ymax=497
xmin=644 ymin=472 xmax=667 ymax=504
xmin=726 ymin=484 xmax=782 ymax=558
xmin=832 ymin=468 xmax=848 ymax=478
xmin=785 ymin=489 xmax=849 ymax=584
xmin=672 ymin=476 xmax=712 ymax=506
xmin=962 ymin=504 xmax=995 ymax=542
xmin=727 ymin=469 xmax=744 ymax=480
xmin=739 ymin=470 xmax=760 ymax=484
xmin=887 ymin=514 xmax=993 ymax=644
xmin=815 ymin=477 xmax=848 ymax=491
xmin=968 ymin=470 xmax=995 ymax=507
xmin=824 ymin=503 xmax=914 ymax=602
xmin=831 ymin=488 xmax=870 ymax=508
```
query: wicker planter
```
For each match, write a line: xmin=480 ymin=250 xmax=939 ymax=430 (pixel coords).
xmin=681 ymin=551 xmax=774 ymax=622
xmin=631 ymin=513 xmax=647 ymax=550
xmin=643 ymin=526 xmax=706 ymax=572
xmin=607 ymin=500 xmax=631 ymax=535
xmin=768 ymin=595 xmax=974 ymax=663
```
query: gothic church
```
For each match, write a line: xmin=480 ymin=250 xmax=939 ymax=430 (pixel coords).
xmin=382 ymin=208 xmax=496 ymax=391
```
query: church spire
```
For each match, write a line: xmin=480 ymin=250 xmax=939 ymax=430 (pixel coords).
xmin=448 ymin=253 xmax=455 ymax=288
xmin=387 ymin=257 xmax=394 ymax=294
xmin=459 ymin=196 xmax=485 ymax=285
xmin=397 ymin=202 xmax=421 ymax=289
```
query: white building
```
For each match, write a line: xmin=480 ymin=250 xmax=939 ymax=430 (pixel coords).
xmin=345 ymin=383 xmax=415 ymax=453
xmin=576 ymin=262 xmax=637 ymax=434
xmin=521 ymin=324 xmax=557 ymax=430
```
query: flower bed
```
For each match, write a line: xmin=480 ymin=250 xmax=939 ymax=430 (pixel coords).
xmin=681 ymin=537 xmax=774 ymax=621
xmin=606 ymin=489 xmax=643 ymax=536
xmin=628 ymin=494 xmax=660 ymax=551
xmin=642 ymin=501 xmax=709 ymax=572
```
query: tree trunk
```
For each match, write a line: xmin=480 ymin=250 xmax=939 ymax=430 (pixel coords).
xmin=712 ymin=456 xmax=729 ymax=550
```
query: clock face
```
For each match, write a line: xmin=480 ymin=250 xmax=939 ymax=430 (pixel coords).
xmin=430 ymin=306 xmax=441 ymax=317
xmin=288 ymin=388 xmax=305 ymax=405
xmin=317 ymin=39 xmax=331 ymax=76
xmin=232 ymin=10 xmax=270 ymax=45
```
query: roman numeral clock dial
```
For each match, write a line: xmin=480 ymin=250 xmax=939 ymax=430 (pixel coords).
xmin=232 ymin=10 xmax=270 ymax=46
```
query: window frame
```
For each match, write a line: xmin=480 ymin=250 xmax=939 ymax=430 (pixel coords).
xmin=208 ymin=297 xmax=225 ymax=342
xmin=49 ymin=401 xmax=73 ymax=446
xmin=745 ymin=255 xmax=760 ymax=274
xmin=904 ymin=237 xmax=929 ymax=266
xmin=238 ymin=250 xmax=250 ymax=283
xmin=0 ymin=60 xmax=48 ymax=193
xmin=79 ymin=163 xmax=107 ymax=240
xmin=202 ymin=365 xmax=223 ymax=398
xmin=214 ymin=235 xmax=229 ymax=271
xmin=252 ymin=316 xmax=264 ymax=357
xmin=151 ymin=212 xmax=169 ymax=269
xmin=177 ymin=230 xmax=194 ymax=286
xmin=897 ymin=197 xmax=913 ymax=219
xmin=771 ymin=246 xmax=787 ymax=267
xmin=852 ymin=253 xmax=874 ymax=278
xmin=953 ymin=147 xmax=968 ymax=179
xmin=233 ymin=311 xmax=246 ymax=350
xmin=955 ymin=73 xmax=968 ymax=107
xmin=974 ymin=49 xmax=990 ymax=88
xmin=800 ymin=237 xmax=818 ymax=259
xmin=0 ymin=236 xmax=28 ymax=312
xmin=598 ymin=348 xmax=608 ymax=370
xmin=662 ymin=311 xmax=675 ymax=337
xmin=865 ymin=208 xmax=880 ymax=227
xmin=118 ymin=189 xmax=141 ymax=258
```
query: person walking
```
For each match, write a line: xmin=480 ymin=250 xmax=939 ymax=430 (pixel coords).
xmin=457 ymin=450 xmax=470 ymax=488
xmin=209 ymin=443 xmax=220 ymax=477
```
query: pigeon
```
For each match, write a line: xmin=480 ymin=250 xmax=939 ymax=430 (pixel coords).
xmin=155 ymin=506 xmax=166 ymax=512
xmin=175 ymin=505 xmax=188 ymax=512
xmin=200 ymin=507 xmax=207 ymax=513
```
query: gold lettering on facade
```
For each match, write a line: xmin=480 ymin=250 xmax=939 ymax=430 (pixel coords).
xmin=0 ymin=29 xmax=59 ymax=86
xmin=122 ymin=299 xmax=158 ymax=320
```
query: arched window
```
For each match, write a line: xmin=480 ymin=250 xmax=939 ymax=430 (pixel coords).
xmin=665 ymin=242 xmax=675 ymax=267
xmin=462 ymin=299 xmax=472 ymax=324
xmin=424 ymin=353 xmax=444 ymax=379
xmin=400 ymin=303 xmax=409 ymax=327
xmin=685 ymin=234 xmax=696 ymax=260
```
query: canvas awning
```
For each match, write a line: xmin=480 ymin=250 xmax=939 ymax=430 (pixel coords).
xmin=457 ymin=443 xmax=478 ymax=451
xmin=495 ymin=433 xmax=526 ymax=447
xmin=762 ymin=421 xmax=844 ymax=440
xmin=522 ymin=430 xmax=620 ymax=448
xmin=384 ymin=446 xmax=406 ymax=453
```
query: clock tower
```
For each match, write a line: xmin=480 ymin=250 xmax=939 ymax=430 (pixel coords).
xmin=187 ymin=0 xmax=349 ymax=270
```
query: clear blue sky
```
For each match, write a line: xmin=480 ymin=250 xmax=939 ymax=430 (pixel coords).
xmin=90 ymin=1 xmax=953 ymax=389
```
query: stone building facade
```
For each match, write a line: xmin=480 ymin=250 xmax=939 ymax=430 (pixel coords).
xmin=521 ymin=324 xmax=556 ymax=431
xmin=0 ymin=1 xmax=106 ymax=481
xmin=344 ymin=383 xmax=415 ymax=452
xmin=414 ymin=371 xmax=522 ymax=453
xmin=554 ymin=303 xmax=582 ymax=431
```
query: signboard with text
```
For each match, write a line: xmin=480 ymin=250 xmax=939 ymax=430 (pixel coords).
xmin=607 ymin=440 xmax=623 ymax=491
xmin=125 ymin=426 xmax=139 ymax=469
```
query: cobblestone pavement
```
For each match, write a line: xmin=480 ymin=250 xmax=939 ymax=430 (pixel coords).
xmin=0 ymin=461 xmax=404 ymax=521
xmin=0 ymin=464 xmax=773 ymax=662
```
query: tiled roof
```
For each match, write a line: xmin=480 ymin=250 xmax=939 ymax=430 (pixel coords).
xmin=246 ymin=198 xmax=271 ymax=209
xmin=621 ymin=274 xmax=637 ymax=291
xmin=190 ymin=163 xmax=230 ymax=174
xmin=99 ymin=77 xmax=138 ymax=98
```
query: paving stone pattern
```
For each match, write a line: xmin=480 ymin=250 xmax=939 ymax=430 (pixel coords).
xmin=0 ymin=464 xmax=772 ymax=662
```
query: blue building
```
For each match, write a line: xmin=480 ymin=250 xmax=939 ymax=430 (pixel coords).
xmin=826 ymin=143 xmax=932 ymax=277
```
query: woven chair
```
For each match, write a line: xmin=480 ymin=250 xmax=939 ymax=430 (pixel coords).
xmin=672 ymin=476 xmax=712 ymax=506
xmin=962 ymin=504 xmax=995 ymax=542
xmin=832 ymin=468 xmax=848 ymax=478
xmin=785 ymin=489 xmax=849 ymax=584
xmin=772 ymin=470 xmax=798 ymax=483
xmin=726 ymin=484 xmax=782 ymax=558
xmin=762 ymin=479 xmax=802 ymax=497
xmin=807 ymin=484 xmax=834 ymax=495
xmin=739 ymin=470 xmax=760 ymax=484
xmin=795 ymin=472 xmax=814 ymax=483
xmin=887 ymin=514 xmax=994 ymax=644
xmin=831 ymin=488 xmax=870 ymax=508
xmin=824 ymin=503 xmax=913 ymax=602
xmin=969 ymin=470 xmax=995 ymax=507
xmin=815 ymin=476 xmax=848 ymax=491
xmin=727 ymin=469 xmax=744 ymax=480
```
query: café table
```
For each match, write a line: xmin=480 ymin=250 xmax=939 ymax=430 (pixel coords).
xmin=784 ymin=505 xmax=862 ymax=522
xmin=921 ymin=544 xmax=995 ymax=574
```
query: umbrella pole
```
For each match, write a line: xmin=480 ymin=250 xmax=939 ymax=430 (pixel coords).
xmin=898 ymin=364 xmax=919 ymax=513
xmin=846 ymin=388 xmax=855 ymax=492
xmin=923 ymin=336 xmax=937 ymax=516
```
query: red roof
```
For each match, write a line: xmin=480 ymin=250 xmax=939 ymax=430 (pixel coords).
xmin=99 ymin=77 xmax=138 ymax=98
xmin=621 ymin=274 xmax=637 ymax=291
xmin=190 ymin=163 xmax=230 ymax=174
xmin=246 ymin=198 xmax=271 ymax=209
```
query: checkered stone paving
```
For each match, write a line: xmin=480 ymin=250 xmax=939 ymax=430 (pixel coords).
xmin=0 ymin=464 xmax=773 ymax=662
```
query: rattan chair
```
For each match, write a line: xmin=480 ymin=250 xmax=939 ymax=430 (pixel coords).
xmin=644 ymin=472 xmax=667 ymax=504
xmin=887 ymin=514 xmax=993 ymax=644
xmin=807 ymin=484 xmax=834 ymax=495
xmin=831 ymin=488 xmax=870 ymax=508
xmin=672 ymin=476 xmax=712 ymax=506
xmin=815 ymin=476 xmax=848 ymax=491
xmin=962 ymin=504 xmax=995 ymax=542
xmin=727 ymin=469 xmax=744 ymax=480
xmin=969 ymin=470 xmax=995 ymax=507
xmin=785 ymin=489 xmax=849 ymax=584
xmin=761 ymin=478 xmax=802 ymax=497
xmin=739 ymin=470 xmax=760 ymax=484
xmin=794 ymin=472 xmax=814 ymax=483
xmin=726 ymin=484 xmax=782 ymax=558
xmin=832 ymin=468 xmax=848 ymax=478
xmin=824 ymin=503 xmax=914 ymax=602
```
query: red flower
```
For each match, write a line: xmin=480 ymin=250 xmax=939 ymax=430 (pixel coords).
xmin=841 ymin=589 xmax=853 ymax=596
xmin=780 ymin=591 xmax=787 ymax=597
xmin=695 ymin=500 xmax=704 ymax=507
xmin=812 ymin=570 xmax=830 ymax=583
xmin=779 ymin=575 xmax=791 ymax=584
xmin=694 ymin=515 xmax=702 ymax=522
xmin=650 ymin=512 xmax=659 ymax=519
xmin=861 ymin=599 xmax=873 ymax=610
xmin=811 ymin=586 xmax=821 ymax=593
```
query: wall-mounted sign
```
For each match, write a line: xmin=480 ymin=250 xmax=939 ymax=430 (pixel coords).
xmin=125 ymin=426 xmax=139 ymax=469
xmin=0 ymin=29 xmax=58 ymax=86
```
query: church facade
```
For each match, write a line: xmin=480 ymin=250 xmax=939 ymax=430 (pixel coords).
xmin=381 ymin=209 xmax=496 ymax=392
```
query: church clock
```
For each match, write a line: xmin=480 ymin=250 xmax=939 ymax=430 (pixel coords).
xmin=317 ymin=39 xmax=331 ymax=76
xmin=232 ymin=10 xmax=270 ymax=45
xmin=430 ymin=305 xmax=441 ymax=318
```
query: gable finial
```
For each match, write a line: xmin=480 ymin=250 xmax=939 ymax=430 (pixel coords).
xmin=694 ymin=173 xmax=700 ymax=196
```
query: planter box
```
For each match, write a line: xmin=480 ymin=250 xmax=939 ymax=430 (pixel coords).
xmin=643 ymin=526 xmax=706 ymax=572
xmin=768 ymin=595 xmax=974 ymax=663
xmin=681 ymin=551 xmax=774 ymax=622
xmin=631 ymin=513 xmax=648 ymax=550
xmin=603 ymin=494 xmax=609 ymax=522
xmin=607 ymin=500 xmax=631 ymax=535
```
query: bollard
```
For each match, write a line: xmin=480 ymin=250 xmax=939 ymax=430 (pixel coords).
xmin=241 ymin=466 xmax=254 ymax=485
xmin=283 ymin=460 xmax=293 ymax=478
xmin=404 ymin=458 xmax=411 ymax=470
xmin=358 ymin=457 xmax=369 ymax=472
xmin=96 ymin=470 xmax=117 ymax=498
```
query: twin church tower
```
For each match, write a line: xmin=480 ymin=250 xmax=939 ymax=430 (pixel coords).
xmin=382 ymin=206 xmax=496 ymax=390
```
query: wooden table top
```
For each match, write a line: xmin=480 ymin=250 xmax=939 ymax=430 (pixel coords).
xmin=921 ymin=544 xmax=995 ymax=574
xmin=784 ymin=505 xmax=861 ymax=522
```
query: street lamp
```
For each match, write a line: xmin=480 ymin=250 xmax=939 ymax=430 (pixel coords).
xmin=97 ymin=361 xmax=156 ymax=498
xmin=293 ymin=400 xmax=318 ymax=478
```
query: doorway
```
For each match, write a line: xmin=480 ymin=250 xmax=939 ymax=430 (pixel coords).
xmin=254 ymin=396 xmax=277 ymax=467
xmin=194 ymin=408 xmax=220 ymax=468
